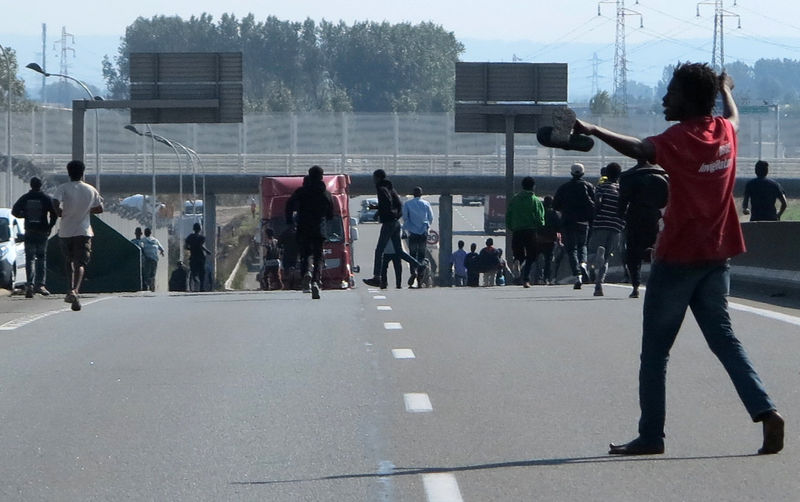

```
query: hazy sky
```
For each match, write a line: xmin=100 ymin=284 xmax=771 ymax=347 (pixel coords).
xmin=4 ymin=1 xmax=800 ymax=97
xmin=4 ymin=0 xmax=800 ymax=43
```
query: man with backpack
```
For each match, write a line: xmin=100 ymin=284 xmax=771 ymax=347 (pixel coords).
xmin=478 ymin=238 xmax=501 ymax=287
xmin=12 ymin=177 xmax=58 ymax=298
xmin=553 ymin=163 xmax=596 ymax=289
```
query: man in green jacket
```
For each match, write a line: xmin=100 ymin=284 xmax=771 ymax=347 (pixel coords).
xmin=506 ymin=176 xmax=545 ymax=288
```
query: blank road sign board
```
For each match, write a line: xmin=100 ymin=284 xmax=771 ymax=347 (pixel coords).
xmin=454 ymin=62 xmax=568 ymax=134
xmin=129 ymin=52 xmax=243 ymax=124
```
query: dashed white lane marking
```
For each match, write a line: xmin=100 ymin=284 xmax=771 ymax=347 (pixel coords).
xmin=373 ymin=295 xmax=387 ymax=300
xmin=404 ymin=393 xmax=433 ymax=412
xmin=384 ymin=322 xmax=403 ymax=330
xmin=368 ymin=288 xmax=379 ymax=293
xmin=377 ymin=305 xmax=393 ymax=311
xmin=422 ymin=473 xmax=464 ymax=502
xmin=729 ymin=302 xmax=800 ymax=327
xmin=392 ymin=349 xmax=416 ymax=359
xmin=0 ymin=297 xmax=114 ymax=331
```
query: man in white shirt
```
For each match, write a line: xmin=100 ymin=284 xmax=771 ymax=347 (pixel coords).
xmin=51 ymin=160 xmax=104 ymax=311
xmin=141 ymin=227 xmax=165 ymax=292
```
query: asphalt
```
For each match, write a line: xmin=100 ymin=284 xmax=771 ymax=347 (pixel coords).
xmin=0 ymin=197 xmax=797 ymax=501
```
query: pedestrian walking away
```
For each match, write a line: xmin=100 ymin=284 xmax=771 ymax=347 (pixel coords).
xmin=553 ymin=163 xmax=595 ymax=289
xmin=464 ymin=242 xmax=480 ymax=287
xmin=141 ymin=227 xmax=165 ymax=292
xmin=402 ymin=186 xmax=434 ymax=288
xmin=478 ymin=238 xmax=501 ymax=287
xmin=451 ymin=240 xmax=468 ymax=287
xmin=51 ymin=160 xmax=104 ymax=311
xmin=363 ymin=169 xmax=422 ymax=288
xmin=130 ymin=227 xmax=145 ymax=290
xmin=506 ymin=176 xmax=545 ymax=288
xmin=285 ymin=165 xmax=333 ymax=299
xmin=12 ymin=177 xmax=58 ymax=298
xmin=185 ymin=223 xmax=211 ymax=292
xmin=618 ymin=160 xmax=669 ymax=298
xmin=587 ymin=163 xmax=625 ymax=297
xmin=575 ymin=62 xmax=784 ymax=456
xmin=536 ymin=195 xmax=561 ymax=285
xmin=742 ymin=160 xmax=788 ymax=221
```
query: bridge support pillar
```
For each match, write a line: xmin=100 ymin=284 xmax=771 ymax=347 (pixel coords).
xmin=438 ymin=193 xmax=453 ymax=286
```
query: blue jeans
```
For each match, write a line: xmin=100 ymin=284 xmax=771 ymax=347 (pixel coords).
xmin=638 ymin=261 xmax=776 ymax=441
xmin=24 ymin=234 xmax=48 ymax=287
xmin=562 ymin=224 xmax=589 ymax=277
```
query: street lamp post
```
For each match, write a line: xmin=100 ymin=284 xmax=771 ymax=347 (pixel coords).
xmin=1 ymin=45 xmax=13 ymax=207
xmin=25 ymin=62 xmax=103 ymax=191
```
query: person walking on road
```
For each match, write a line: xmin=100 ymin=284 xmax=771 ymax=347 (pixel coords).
xmin=451 ymin=240 xmax=468 ymax=287
xmin=12 ymin=177 xmax=58 ymax=298
xmin=574 ymin=62 xmax=784 ymax=456
xmin=363 ymin=169 xmax=422 ymax=288
xmin=553 ymin=163 xmax=595 ymax=290
xmin=742 ymin=160 xmax=787 ymax=221
xmin=587 ymin=163 xmax=625 ymax=296
xmin=130 ymin=227 xmax=145 ymax=290
xmin=51 ymin=160 xmax=103 ymax=311
xmin=618 ymin=160 xmax=669 ymax=298
xmin=506 ymin=176 xmax=545 ymax=288
xmin=465 ymin=242 xmax=480 ymax=287
xmin=141 ymin=227 xmax=165 ymax=292
xmin=285 ymin=165 xmax=333 ymax=299
xmin=478 ymin=238 xmax=500 ymax=287
xmin=402 ymin=186 xmax=434 ymax=288
xmin=185 ymin=222 xmax=211 ymax=292
xmin=536 ymin=195 xmax=561 ymax=285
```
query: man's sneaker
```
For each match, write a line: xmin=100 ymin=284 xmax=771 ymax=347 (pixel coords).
xmin=574 ymin=277 xmax=582 ymax=290
xmin=302 ymin=273 xmax=313 ymax=293
xmin=579 ymin=262 xmax=590 ymax=283
xmin=70 ymin=294 xmax=81 ymax=312
xmin=594 ymin=285 xmax=604 ymax=296
xmin=523 ymin=281 xmax=531 ymax=288
xmin=536 ymin=107 xmax=594 ymax=152
xmin=25 ymin=285 xmax=34 ymax=298
xmin=629 ymin=288 xmax=640 ymax=299
xmin=407 ymin=273 xmax=417 ymax=288
xmin=35 ymin=286 xmax=51 ymax=296
xmin=311 ymin=282 xmax=321 ymax=300
xmin=64 ymin=291 xmax=76 ymax=304
xmin=363 ymin=277 xmax=381 ymax=288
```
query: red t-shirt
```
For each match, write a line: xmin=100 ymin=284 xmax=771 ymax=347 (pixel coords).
xmin=646 ymin=116 xmax=746 ymax=263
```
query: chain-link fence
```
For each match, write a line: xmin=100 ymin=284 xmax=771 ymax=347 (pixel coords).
xmin=3 ymin=109 xmax=799 ymax=178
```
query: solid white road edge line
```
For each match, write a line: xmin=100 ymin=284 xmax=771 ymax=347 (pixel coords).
xmin=404 ymin=393 xmax=433 ymax=412
xmin=606 ymin=284 xmax=800 ymax=327
xmin=0 ymin=297 xmax=115 ymax=330
xmin=392 ymin=349 xmax=415 ymax=359
xmin=422 ymin=473 xmax=464 ymax=502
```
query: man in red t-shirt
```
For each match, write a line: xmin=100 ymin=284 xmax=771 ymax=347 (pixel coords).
xmin=574 ymin=63 xmax=783 ymax=456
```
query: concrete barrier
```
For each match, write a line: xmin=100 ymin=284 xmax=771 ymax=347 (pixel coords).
xmin=731 ymin=221 xmax=800 ymax=285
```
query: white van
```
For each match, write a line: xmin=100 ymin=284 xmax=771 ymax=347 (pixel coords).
xmin=0 ymin=208 xmax=27 ymax=290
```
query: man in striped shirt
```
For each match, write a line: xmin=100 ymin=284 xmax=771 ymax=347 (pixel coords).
xmin=588 ymin=162 xmax=625 ymax=296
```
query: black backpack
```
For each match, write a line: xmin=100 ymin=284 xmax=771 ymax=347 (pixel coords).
xmin=24 ymin=198 xmax=46 ymax=225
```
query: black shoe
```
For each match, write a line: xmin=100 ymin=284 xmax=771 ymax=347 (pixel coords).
xmin=35 ymin=286 xmax=51 ymax=296
xmin=629 ymin=288 xmax=640 ymax=299
xmin=573 ymin=279 xmax=582 ymax=290
xmin=70 ymin=295 xmax=82 ymax=312
xmin=407 ymin=273 xmax=417 ymax=288
xmin=758 ymin=410 xmax=784 ymax=454
xmin=594 ymin=285 xmax=604 ymax=296
xmin=363 ymin=277 xmax=381 ymax=287
xmin=25 ymin=285 xmax=33 ymax=299
xmin=608 ymin=437 xmax=665 ymax=455
xmin=311 ymin=282 xmax=321 ymax=300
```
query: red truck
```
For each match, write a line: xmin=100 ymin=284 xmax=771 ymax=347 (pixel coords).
xmin=484 ymin=194 xmax=506 ymax=233
xmin=260 ymin=175 xmax=358 ymax=290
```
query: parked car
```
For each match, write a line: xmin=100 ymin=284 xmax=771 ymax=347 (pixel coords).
xmin=359 ymin=198 xmax=379 ymax=223
xmin=0 ymin=208 xmax=27 ymax=290
xmin=462 ymin=195 xmax=485 ymax=206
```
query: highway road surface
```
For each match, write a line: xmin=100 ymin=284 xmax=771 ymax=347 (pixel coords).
xmin=0 ymin=195 xmax=797 ymax=501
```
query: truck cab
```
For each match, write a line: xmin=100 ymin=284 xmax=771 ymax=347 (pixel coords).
xmin=260 ymin=175 xmax=357 ymax=290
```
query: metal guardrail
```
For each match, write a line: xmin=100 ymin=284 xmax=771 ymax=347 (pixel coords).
xmin=23 ymin=153 xmax=800 ymax=179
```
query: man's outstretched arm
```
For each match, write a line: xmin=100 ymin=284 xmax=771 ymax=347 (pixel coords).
xmin=574 ymin=120 xmax=656 ymax=164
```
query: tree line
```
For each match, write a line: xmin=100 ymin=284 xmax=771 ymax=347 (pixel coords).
xmin=101 ymin=14 xmax=464 ymax=113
